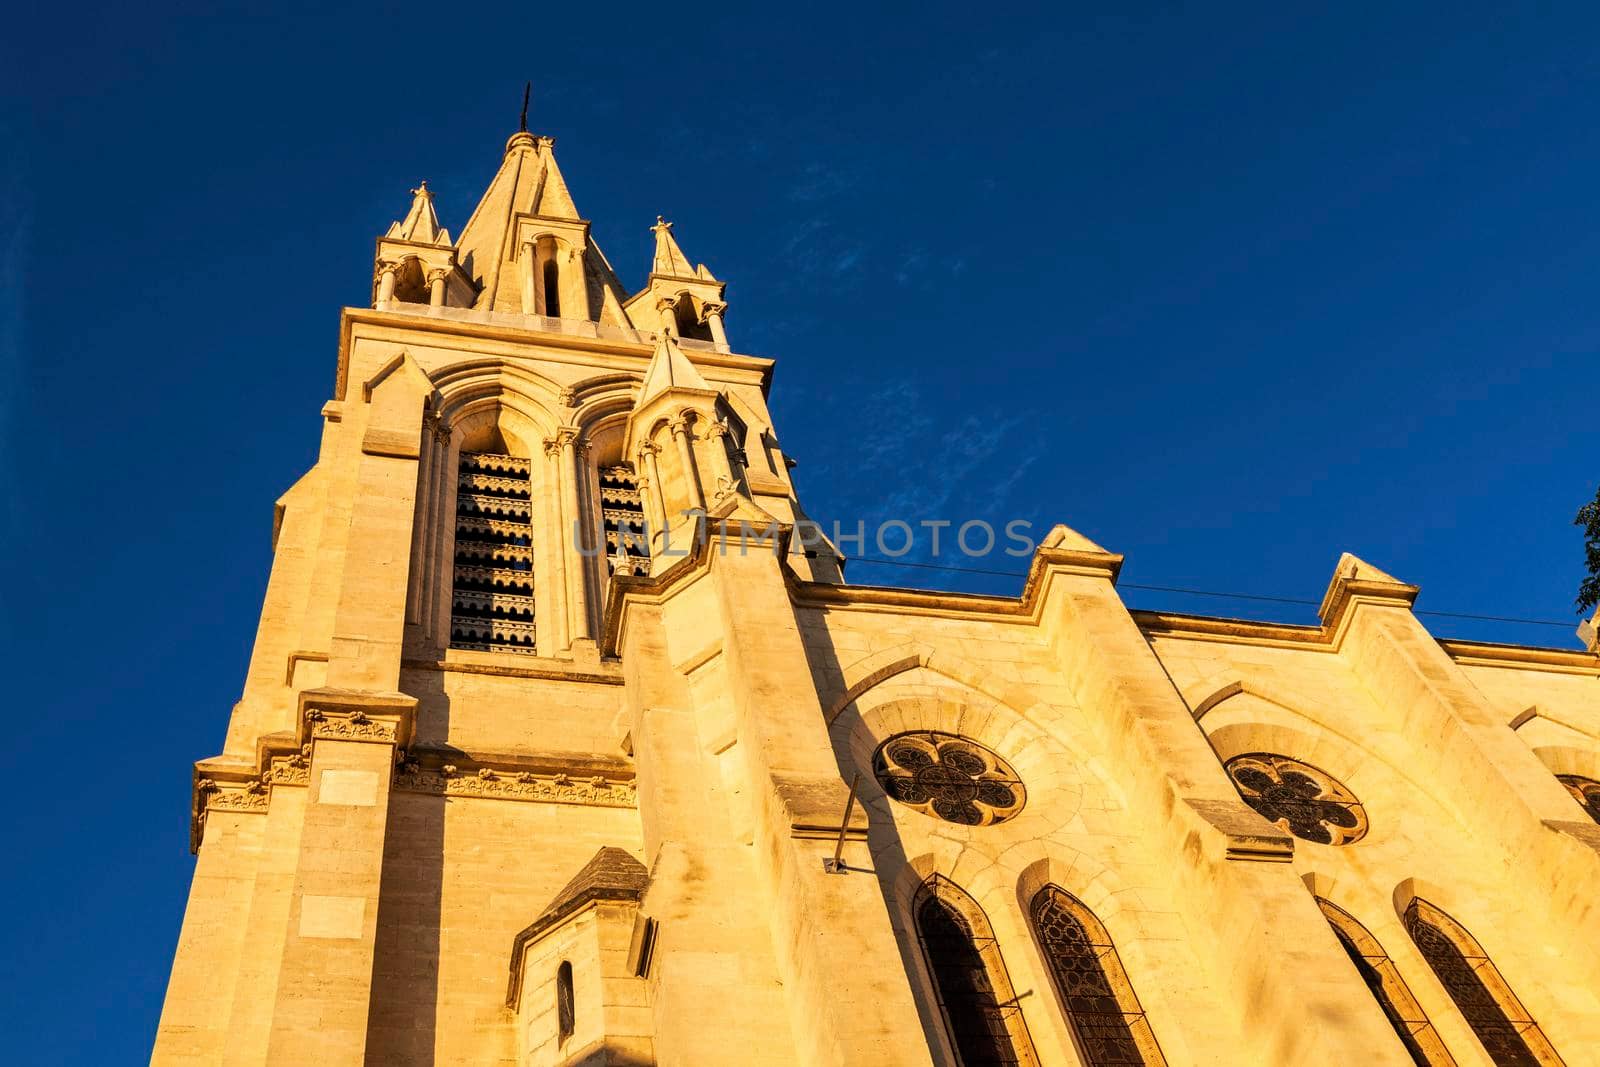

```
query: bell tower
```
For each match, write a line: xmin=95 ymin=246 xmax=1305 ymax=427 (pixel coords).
xmin=150 ymin=100 xmax=901 ymax=1067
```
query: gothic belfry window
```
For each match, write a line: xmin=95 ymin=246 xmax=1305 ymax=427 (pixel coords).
xmin=451 ymin=451 xmax=536 ymax=653
xmin=914 ymin=877 xmax=1038 ymax=1067
xmin=599 ymin=464 xmax=650 ymax=578
xmin=1029 ymin=886 xmax=1165 ymax=1067
xmin=1316 ymin=898 xmax=1454 ymax=1067
xmin=1404 ymin=899 xmax=1565 ymax=1066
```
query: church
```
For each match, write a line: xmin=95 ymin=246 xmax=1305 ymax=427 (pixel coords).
xmin=153 ymin=107 xmax=1600 ymax=1066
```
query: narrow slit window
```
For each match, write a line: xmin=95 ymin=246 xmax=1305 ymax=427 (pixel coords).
xmin=451 ymin=451 xmax=536 ymax=654
xmin=556 ymin=960 xmax=575 ymax=1043
xmin=543 ymin=258 xmax=561 ymax=319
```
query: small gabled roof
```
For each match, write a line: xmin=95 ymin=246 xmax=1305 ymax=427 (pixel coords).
xmin=517 ymin=846 xmax=649 ymax=947
xmin=506 ymin=847 xmax=649 ymax=1006
xmin=637 ymin=334 xmax=711 ymax=408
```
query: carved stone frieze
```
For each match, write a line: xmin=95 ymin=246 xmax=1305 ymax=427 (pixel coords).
xmin=393 ymin=757 xmax=635 ymax=809
xmin=304 ymin=707 xmax=399 ymax=744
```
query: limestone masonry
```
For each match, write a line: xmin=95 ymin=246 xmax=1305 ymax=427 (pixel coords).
xmin=154 ymin=115 xmax=1600 ymax=1066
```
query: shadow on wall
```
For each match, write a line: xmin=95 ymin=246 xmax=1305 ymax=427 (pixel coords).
xmin=794 ymin=629 xmax=949 ymax=1064
xmin=363 ymin=669 xmax=450 ymax=1067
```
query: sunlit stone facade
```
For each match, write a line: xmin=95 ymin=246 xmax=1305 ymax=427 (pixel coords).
xmin=153 ymin=116 xmax=1600 ymax=1066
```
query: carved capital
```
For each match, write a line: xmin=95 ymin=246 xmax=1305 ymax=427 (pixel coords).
xmin=423 ymin=410 xmax=452 ymax=445
xmin=636 ymin=441 xmax=661 ymax=459
xmin=425 ymin=266 xmax=450 ymax=285
xmin=543 ymin=437 xmax=562 ymax=459
xmin=705 ymin=420 xmax=731 ymax=440
xmin=554 ymin=427 xmax=579 ymax=451
xmin=668 ymin=415 xmax=693 ymax=438
xmin=374 ymin=259 xmax=401 ymax=278
xmin=699 ymin=300 xmax=728 ymax=323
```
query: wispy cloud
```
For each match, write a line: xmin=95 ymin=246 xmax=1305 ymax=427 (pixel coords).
xmin=787 ymin=161 xmax=860 ymax=203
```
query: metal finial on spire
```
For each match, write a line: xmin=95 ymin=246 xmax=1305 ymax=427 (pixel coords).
xmin=519 ymin=82 xmax=531 ymax=133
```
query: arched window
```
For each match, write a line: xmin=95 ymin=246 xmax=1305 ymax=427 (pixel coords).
xmin=1029 ymin=886 xmax=1165 ymax=1066
xmin=1404 ymin=899 xmax=1565 ymax=1066
xmin=556 ymin=960 xmax=575 ymax=1043
xmin=451 ymin=450 xmax=536 ymax=654
xmin=542 ymin=258 xmax=561 ymax=319
xmin=1556 ymin=774 xmax=1600 ymax=824
xmin=1315 ymin=898 xmax=1453 ymax=1067
xmin=914 ymin=877 xmax=1038 ymax=1066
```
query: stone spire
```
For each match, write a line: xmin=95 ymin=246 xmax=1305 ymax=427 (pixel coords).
xmin=453 ymin=127 xmax=607 ymax=314
xmin=650 ymin=217 xmax=702 ymax=279
xmin=386 ymin=181 xmax=451 ymax=246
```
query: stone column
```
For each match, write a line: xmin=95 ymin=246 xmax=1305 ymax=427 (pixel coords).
xmin=426 ymin=267 xmax=448 ymax=308
xmin=705 ymin=421 xmax=741 ymax=503
xmin=520 ymin=240 xmax=537 ymax=316
xmin=638 ymin=441 xmax=669 ymax=557
xmin=542 ymin=436 xmax=570 ymax=652
xmin=655 ymin=294 xmax=678 ymax=337
xmin=561 ymin=243 xmax=587 ymax=321
xmin=702 ymin=301 xmax=729 ymax=349
xmin=559 ymin=429 xmax=592 ymax=642
xmin=263 ymin=696 xmax=414 ymax=1066
xmin=669 ymin=415 xmax=704 ymax=512
xmin=373 ymin=261 xmax=398 ymax=308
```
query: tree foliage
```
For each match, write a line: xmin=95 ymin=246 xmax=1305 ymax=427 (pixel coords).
xmin=1576 ymin=485 xmax=1600 ymax=613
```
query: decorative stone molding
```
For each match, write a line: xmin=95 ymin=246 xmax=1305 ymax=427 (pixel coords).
xmin=294 ymin=687 xmax=417 ymax=749
xmin=393 ymin=756 xmax=636 ymax=809
xmin=304 ymin=707 xmax=399 ymax=744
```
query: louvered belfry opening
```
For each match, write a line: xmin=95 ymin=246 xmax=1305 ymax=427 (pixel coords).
xmin=599 ymin=464 xmax=650 ymax=578
xmin=451 ymin=451 xmax=536 ymax=654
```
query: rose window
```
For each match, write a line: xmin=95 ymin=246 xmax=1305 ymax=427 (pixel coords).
xmin=872 ymin=732 xmax=1025 ymax=826
xmin=1224 ymin=752 xmax=1367 ymax=845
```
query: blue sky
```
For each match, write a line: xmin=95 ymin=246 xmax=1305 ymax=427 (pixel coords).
xmin=6 ymin=3 xmax=1600 ymax=1060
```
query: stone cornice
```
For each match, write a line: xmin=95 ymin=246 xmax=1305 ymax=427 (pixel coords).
xmin=400 ymin=655 xmax=624 ymax=685
xmin=1438 ymin=638 xmax=1600 ymax=675
xmin=189 ymin=733 xmax=637 ymax=853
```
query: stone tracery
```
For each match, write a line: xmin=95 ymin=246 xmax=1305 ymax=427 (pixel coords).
xmin=1223 ymin=752 xmax=1367 ymax=845
xmin=873 ymin=731 xmax=1026 ymax=826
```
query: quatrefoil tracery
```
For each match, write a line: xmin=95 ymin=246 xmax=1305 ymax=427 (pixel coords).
xmin=1224 ymin=752 xmax=1368 ymax=846
xmin=873 ymin=731 xmax=1026 ymax=826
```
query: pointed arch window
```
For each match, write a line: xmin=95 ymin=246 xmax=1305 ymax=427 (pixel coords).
xmin=1029 ymin=886 xmax=1165 ymax=1066
xmin=914 ymin=877 xmax=1038 ymax=1067
xmin=1316 ymin=899 xmax=1454 ymax=1067
xmin=1404 ymin=899 xmax=1565 ymax=1066
xmin=556 ymin=960 xmax=575 ymax=1043
xmin=1556 ymin=774 xmax=1600 ymax=824
xmin=451 ymin=451 xmax=536 ymax=653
